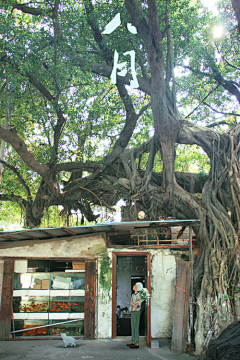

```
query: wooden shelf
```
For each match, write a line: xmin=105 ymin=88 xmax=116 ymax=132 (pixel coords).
xmin=13 ymin=289 xmax=85 ymax=297
xmin=13 ymin=313 xmax=84 ymax=320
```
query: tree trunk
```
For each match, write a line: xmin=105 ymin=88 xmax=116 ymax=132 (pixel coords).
xmin=232 ymin=0 xmax=240 ymax=35
xmin=0 ymin=80 xmax=15 ymax=183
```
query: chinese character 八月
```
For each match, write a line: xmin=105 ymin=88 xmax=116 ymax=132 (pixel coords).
xmin=102 ymin=13 xmax=139 ymax=89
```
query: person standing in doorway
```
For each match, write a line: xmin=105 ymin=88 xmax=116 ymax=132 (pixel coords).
xmin=126 ymin=282 xmax=143 ymax=349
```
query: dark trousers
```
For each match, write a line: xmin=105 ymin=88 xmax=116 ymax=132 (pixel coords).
xmin=131 ymin=311 xmax=140 ymax=344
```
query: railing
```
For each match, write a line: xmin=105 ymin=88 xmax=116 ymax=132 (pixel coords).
xmin=131 ymin=228 xmax=197 ymax=248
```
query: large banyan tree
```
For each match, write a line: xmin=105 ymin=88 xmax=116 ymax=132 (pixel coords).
xmin=0 ymin=0 xmax=240 ymax=354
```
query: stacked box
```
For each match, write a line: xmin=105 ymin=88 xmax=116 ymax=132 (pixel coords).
xmin=33 ymin=278 xmax=42 ymax=289
xmin=52 ymin=276 xmax=71 ymax=289
xmin=72 ymin=261 xmax=85 ymax=270
xmin=42 ymin=279 xmax=50 ymax=289
xmin=33 ymin=284 xmax=41 ymax=289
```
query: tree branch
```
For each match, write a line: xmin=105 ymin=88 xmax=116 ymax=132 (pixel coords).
xmin=137 ymin=102 xmax=151 ymax=118
xmin=25 ymin=72 xmax=67 ymax=159
xmin=232 ymin=0 xmax=240 ymax=35
xmin=202 ymin=102 xmax=240 ymax=117
xmin=56 ymin=138 xmax=153 ymax=175
xmin=26 ymin=71 xmax=55 ymax=102
xmin=84 ymin=0 xmax=113 ymax=62
xmin=124 ymin=0 xmax=150 ymax=46
xmin=182 ymin=63 xmax=240 ymax=105
xmin=0 ymin=159 xmax=32 ymax=199
xmin=52 ymin=0 xmax=61 ymax=67
xmin=177 ymin=118 xmax=226 ymax=157
xmin=221 ymin=55 xmax=240 ymax=72
xmin=113 ymin=83 xmax=138 ymax=149
xmin=181 ymin=64 xmax=212 ymax=77
xmin=42 ymin=62 xmax=60 ymax=99
xmin=165 ymin=5 xmax=176 ymax=113
xmin=0 ymin=81 xmax=6 ymax=96
xmin=74 ymin=56 xmax=151 ymax=94
xmin=12 ymin=2 xmax=52 ymax=16
xmin=143 ymin=136 xmax=157 ymax=185
xmin=56 ymin=161 xmax=99 ymax=173
xmin=2 ymin=53 xmax=67 ymax=160
xmin=147 ymin=0 xmax=163 ymax=45
xmin=104 ymin=87 xmax=150 ymax=168
xmin=151 ymin=170 xmax=206 ymax=194
xmin=215 ymin=73 xmax=240 ymax=104
xmin=0 ymin=192 xmax=27 ymax=207
xmin=62 ymin=83 xmax=90 ymax=91
xmin=186 ymin=84 xmax=221 ymax=118
xmin=135 ymin=52 xmax=150 ymax=82
xmin=0 ymin=127 xmax=47 ymax=176
xmin=207 ymin=121 xmax=230 ymax=128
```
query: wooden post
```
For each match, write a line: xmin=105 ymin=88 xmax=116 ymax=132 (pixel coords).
xmin=84 ymin=260 xmax=96 ymax=339
xmin=146 ymin=253 xmax=151 ymax=347
xmin=112 ymin=253 xmax=116 ymax=338
xmin=171 ymin=262 xmax=191 ymax=353
xmin=189 ymin=226 xmax=193 ymax=297
xmin=0 ymin=259 xmax=4 ymax=309
xmin=188 ymin=226 xmax=194 ymax=341
xmin=0 ymin=258 xmax=14 ymax=340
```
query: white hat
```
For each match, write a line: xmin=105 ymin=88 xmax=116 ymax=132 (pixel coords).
xmin=136 ymin=282 xmax=143 ymax=291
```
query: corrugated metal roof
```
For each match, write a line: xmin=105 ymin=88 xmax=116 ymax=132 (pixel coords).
xmin=0 ymin=219 xmax=200 ymax=243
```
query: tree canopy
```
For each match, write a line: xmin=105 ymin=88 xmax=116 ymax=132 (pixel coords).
xmin=0 ymin=0 xmax=240 ymax=355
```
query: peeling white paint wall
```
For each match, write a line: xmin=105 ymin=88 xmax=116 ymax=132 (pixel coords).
xmin=97 ymin=251 xmax=112 ymax=338
xmin=150 ymin=249 xmax=176 ymax=338
xmin=97 ymin=248 xmax=177 ymax=339
xmin=0 ymin=234 xmax=106 ymax=259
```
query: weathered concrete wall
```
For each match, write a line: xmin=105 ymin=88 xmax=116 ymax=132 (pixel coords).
xmin=150 ymin=249 xmax=176 ymax=338
xmin=97 ymin=250 xmax=112 ymax=338
xmin=0 ymin=234 xmax=106 ymax=259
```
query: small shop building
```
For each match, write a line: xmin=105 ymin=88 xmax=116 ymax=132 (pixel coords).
xmin=0 ymin=220 xmax=200 ymax=348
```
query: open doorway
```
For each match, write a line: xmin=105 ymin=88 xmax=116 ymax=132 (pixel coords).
xmin=112 ymin=253 xmax=151 ymax=343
